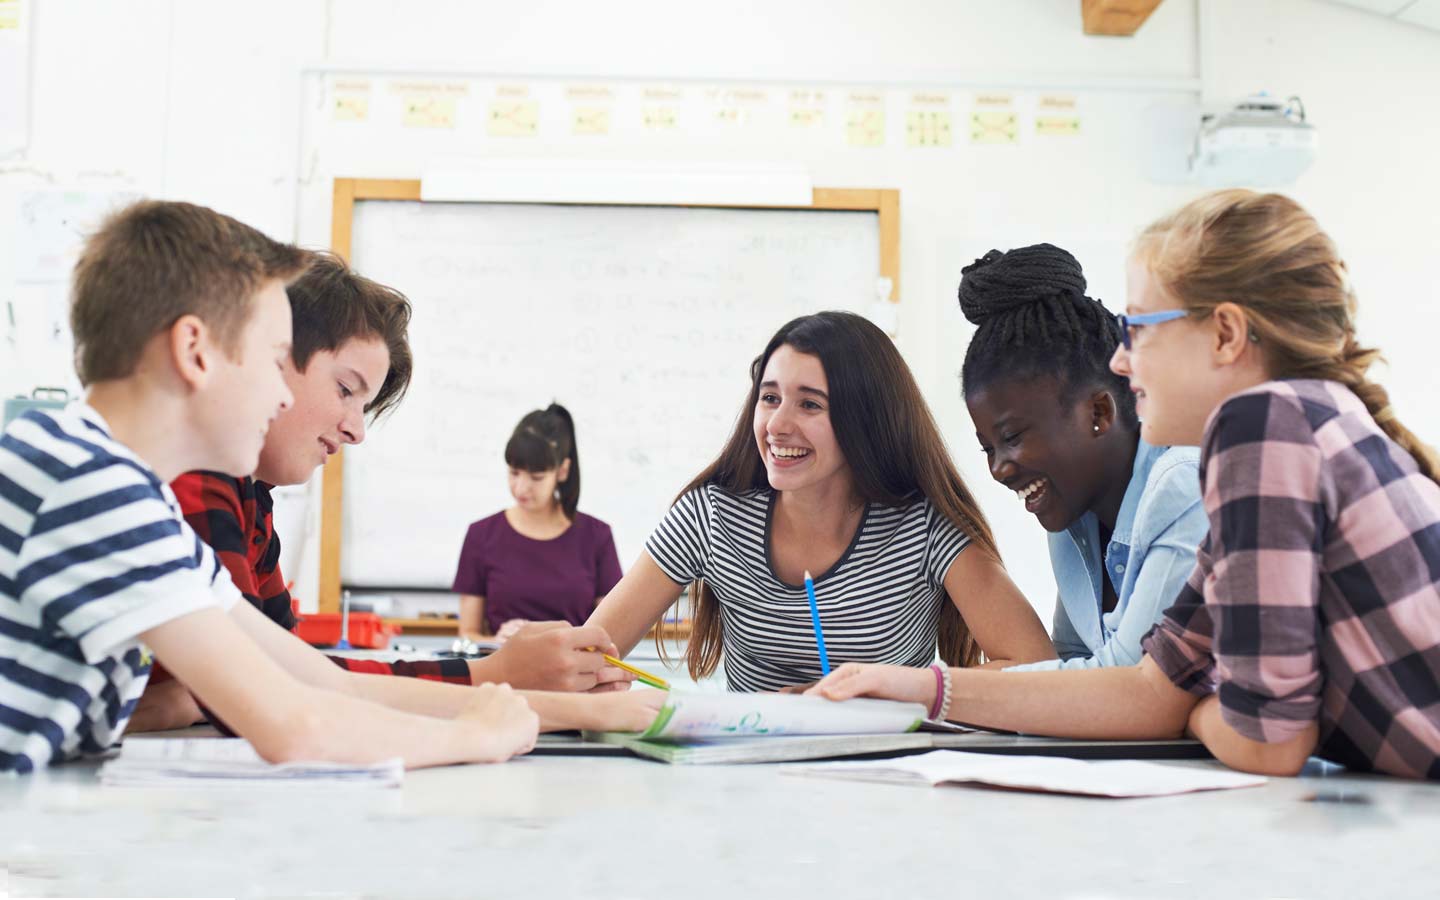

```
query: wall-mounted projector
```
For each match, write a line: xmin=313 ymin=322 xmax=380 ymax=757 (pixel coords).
xmin=1190 ymin=94 xmax=1317 ymax=186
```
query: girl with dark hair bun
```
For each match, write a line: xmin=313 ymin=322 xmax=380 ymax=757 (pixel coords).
xmin=589 ymin=311 xmax=1055 ymax=690
xmin=453 ymin=403 xmax=623 ymax=640
xmin=957 ymin=243 xmax=1207 ymax=671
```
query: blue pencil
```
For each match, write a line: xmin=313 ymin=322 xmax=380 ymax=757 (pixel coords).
xmin=803 ymin=569 xmax=832 ymax=676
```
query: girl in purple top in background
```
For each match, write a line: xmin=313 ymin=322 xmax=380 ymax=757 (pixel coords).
xmin=453 ymin=404 xmax=623 ymax=640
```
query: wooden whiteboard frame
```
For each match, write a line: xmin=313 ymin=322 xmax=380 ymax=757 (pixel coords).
xmin=320 ymin=176 xmax=900 ymax=620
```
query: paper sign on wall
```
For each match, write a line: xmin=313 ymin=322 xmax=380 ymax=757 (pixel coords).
xmin=1036 ymin=94 xmax=1081 ymax=136
xmin=708 ymin=87 xmax=767 ymax=127
xmin=907 ymin=93 xmax=952 ymax=147
xmin=17 ymin=190 xmax=139 ymax=284
xmin=789 ymin=89 xmax=826 ymax=129
xmin=332 ymin=80 xmax=371 ymax=123
xmin=572 ymin=107 xmax=611 ymax=135
xmin=971 ymin=93 xmax=1018 ymax=144
xmin=403 ymin=96 xmax=455 ymax=128
xmin=393 ymin=81 xmax=467 ymax=129
xmin=642 ymin=87 xmax=682 ymax=130
xmin=568 ymin=86 xmax=613 ymax=136
xmin=0 ymin=0 xmax=26 ymax=153
xmin=846 ymin=93 xmax=885 ymax=148
xmin=489 ymin=85 xmax=538 ymax=137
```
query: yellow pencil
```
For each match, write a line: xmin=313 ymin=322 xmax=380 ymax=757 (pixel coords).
xmin=603 ymin=654 xmax=671 ymax=690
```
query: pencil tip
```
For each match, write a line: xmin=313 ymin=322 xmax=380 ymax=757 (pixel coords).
xmin=804 ymin=569 xmax=813 ymax=580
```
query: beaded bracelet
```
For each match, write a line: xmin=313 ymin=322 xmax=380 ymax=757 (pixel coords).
xmin=928 ymin=663 xmax=952 ymax=721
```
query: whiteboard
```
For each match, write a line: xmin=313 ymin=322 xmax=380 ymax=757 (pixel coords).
xmin=341 ymin=200 xmax=881 ymax=588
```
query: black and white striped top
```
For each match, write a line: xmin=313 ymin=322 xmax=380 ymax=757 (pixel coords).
xmin=645 ymin=485 xmax=970 ymax=691
xmin=0 ymin=405 xmax=240 ymax=772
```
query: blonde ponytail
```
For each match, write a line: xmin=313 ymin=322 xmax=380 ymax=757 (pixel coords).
xmin=1325 ymin=337 xmax=1440 ymax=482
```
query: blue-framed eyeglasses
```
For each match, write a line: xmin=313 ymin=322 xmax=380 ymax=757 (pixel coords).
xmin=1115 ymin=309 xmax=1188 ymax=350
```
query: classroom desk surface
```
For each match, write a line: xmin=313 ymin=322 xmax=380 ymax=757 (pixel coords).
xmin=2 ymin=741 xmax=1437 ymax=900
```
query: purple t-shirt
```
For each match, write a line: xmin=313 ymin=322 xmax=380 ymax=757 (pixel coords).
xmin=451 ymin=511 xmax=623 ymax=631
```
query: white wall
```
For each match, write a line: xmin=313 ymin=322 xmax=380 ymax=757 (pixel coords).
xmin=3 ymin=0 xmax=1438 ymax=624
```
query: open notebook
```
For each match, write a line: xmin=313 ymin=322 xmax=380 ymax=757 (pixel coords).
xmin=581 ymin=692 xmax=1210 ymax=765
xmin=585 ymin=692 xmax=972 ymax=765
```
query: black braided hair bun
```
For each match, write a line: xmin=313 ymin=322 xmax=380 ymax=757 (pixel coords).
xmin=957 ymin=243 xmax=1088 ymax=326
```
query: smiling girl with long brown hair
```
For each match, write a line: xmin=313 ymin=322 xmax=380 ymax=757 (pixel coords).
xmin=590 ymin=311 xmax=1054 ymax=690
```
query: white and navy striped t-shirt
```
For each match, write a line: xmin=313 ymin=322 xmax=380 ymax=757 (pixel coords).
xmin=0 ymin=405 xmax=240 ymax=772
xmin=646 ymin=485 xmax=970 ymax=691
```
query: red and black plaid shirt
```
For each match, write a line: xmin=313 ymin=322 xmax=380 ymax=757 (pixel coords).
xmin=170 ymin=472 xmax=472 ymax=685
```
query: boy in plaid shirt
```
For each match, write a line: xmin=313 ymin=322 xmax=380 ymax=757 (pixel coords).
xmin=131 ymin=253 xmax=634 ymax=731
xmin=805 ymin=190 xmax=1440 ymax=780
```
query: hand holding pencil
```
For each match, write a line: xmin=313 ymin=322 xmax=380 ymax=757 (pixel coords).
xmin=601 ymin=654 xmax=670 ymax=691
xmin=484 ymin=621 xmax=637 ymax=692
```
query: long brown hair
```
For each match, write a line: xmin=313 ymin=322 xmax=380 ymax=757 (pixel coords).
xmin=1135 ymin=189 xmax=1439 ymax=483
xmin=659 ymin=311 xmax=1002 ymax=679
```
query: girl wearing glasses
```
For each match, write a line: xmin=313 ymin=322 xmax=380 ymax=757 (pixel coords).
xmin=958 ymin=243 xmax=1208 ymax=672
xmin=810 ymin=190 xmax=1440 ymax=780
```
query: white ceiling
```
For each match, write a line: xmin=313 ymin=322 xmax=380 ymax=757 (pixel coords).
xmin=1324 ymin=0 xmax=1440 ymax=31
xmin=1398 ymin=1 xmax=1440 ymax=27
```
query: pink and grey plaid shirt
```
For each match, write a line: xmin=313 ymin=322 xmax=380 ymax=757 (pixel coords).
xmin=1143 ymin=379 xmax=1440 ymax=779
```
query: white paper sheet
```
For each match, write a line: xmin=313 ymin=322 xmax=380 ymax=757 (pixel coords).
xmin=100 ymin=738 xmax=403 ymax=789
xmin=787 ymin=749 xmax=1266 ymax=798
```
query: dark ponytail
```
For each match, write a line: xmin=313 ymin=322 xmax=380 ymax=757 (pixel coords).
xmin=504 ymin=403 xmax=581 ymax=518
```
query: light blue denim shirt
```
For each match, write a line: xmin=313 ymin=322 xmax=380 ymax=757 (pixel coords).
xmin=1008 ymin=439 xmax=1206 ymax=671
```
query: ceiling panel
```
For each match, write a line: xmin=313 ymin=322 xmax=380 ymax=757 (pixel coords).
xmin=1325 ymin=0 xmax=1415 ymax=12
xmin=1397 ymin=0 xmax=1440 ymax=29
xmin=1322 ymin=0 xmax=1440 ymax=32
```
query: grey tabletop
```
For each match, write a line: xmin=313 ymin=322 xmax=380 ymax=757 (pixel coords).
xmin=2 ymin=740 xmax=1437 ymax=900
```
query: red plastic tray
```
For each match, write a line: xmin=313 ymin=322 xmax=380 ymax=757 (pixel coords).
xmin=294 ymin=612 xmax=401 ymax=649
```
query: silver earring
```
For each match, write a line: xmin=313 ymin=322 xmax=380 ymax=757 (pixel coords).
xmin=1093 ymin=425 xmax=1100 ymax=434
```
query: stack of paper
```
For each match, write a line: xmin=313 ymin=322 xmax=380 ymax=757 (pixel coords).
xmin=100 ymin=738 xmax=403 ymax=789
xmin=786 ymin=749 xmax=1266 ymax=798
